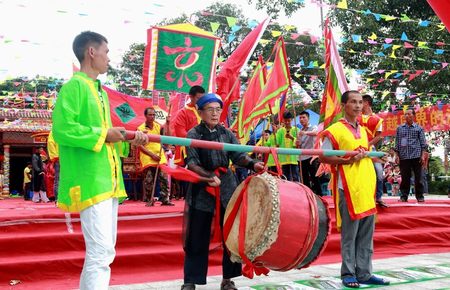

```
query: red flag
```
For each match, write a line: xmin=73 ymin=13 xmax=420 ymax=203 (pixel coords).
xmin=217 ymin=18 xmax=270 ymax=123
xmin=160 ymin=164 xmax=202 ymax=183
xmin=319 ymin=19 xmax=349 ymax=129
xmin=103 ymin=86 xmax=167 ymax=130
xmin=243 ymin=37 xmax=291 ymax=128
xmin=152 ymin=90 xmax=159 ymax=106
xmin=427 ymin=0 xmax=450 ymax=32
xmin=278 ymin=92 xmax=287 ymax=123
xmin=236 ymin=56 xmax=267 ymax=140
xmin=168 ymin=92 xmax=187 ymax=117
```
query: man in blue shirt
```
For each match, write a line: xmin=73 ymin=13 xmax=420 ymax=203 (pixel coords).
xmin=394 ymin=108 xmax=427 ymax=202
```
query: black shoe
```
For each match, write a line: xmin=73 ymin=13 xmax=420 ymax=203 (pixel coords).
xmin=161 ymin=201 xmax=175 ymax=206
xmin=376 ymin=200 xmax=389 ymax=208
xmin=399 ymin=196 xmax=408 ymax=202
xmin=221 ymin=279 xmax=237 ymax=290
xmin=417 ymin=197 xmax=425 ymax=203
xmin=181 ymin=283 xmax=195 ymax=290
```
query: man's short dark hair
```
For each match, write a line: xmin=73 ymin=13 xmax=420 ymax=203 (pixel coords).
xmin=341 ymin=90 xmax=360 ymax=104
xmin=264 ymin=129 xmax=272 ymax=134
xmin=362 ymin=94 xmax=373 ymax=106
xmin=406 ymin=107 xmax=415 ymax=115
xmin=144 ymin=107 xmax=155 ymax=116
xmin=189 ymin=86 xmax=205 ymax=96
xmin=73 ymin=31 xmax=108 ymax=63
xmin=283 ymin=111 xmax=293 ymax=119
xmin=299 ymin=110 xmax=310 ymax=118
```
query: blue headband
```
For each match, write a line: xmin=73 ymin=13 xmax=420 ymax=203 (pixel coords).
xmin=196 ymin=93 xmax=223 ymax=110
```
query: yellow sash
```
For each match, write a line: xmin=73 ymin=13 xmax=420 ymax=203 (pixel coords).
xmin=323 ymin=120 xmax=376 ymax=229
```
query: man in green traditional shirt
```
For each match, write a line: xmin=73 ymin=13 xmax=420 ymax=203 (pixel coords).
xmin=52 ymin=31 xmax=147 ymax=290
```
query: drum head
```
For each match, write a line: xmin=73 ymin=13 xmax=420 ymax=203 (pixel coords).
xmin=224 ymin=173 xmax=279 ymax=262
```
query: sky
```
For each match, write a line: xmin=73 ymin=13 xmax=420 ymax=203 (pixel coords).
xmin=0 ymin=0 xmax=325 ymax=81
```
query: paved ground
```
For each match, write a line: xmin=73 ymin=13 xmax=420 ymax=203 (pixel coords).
xmin=110 ymin=252 xmax=450 ymax=290
xmin=109 ymin=194 xmax=450 ymax=290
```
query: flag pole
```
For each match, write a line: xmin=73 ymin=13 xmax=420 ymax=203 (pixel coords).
xmin=148 ymin=101 xmax=172 ymax=206
xmin=288 ymin=88 xmax=304 ymax=184
xmin=124 ymin=131 xmax=386 ymax=158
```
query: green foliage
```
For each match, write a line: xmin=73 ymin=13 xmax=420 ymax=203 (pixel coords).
xmin=247 ymin=0 xmax=304 ymax=18
xmin=327 ymin=0 xmax=450 ymax=105
xmin=108 ymin=43 xmax=146 ymax=96
xmin=428 ymin=179 xmax=450 ymax=195
xmin=428 ymin=156 xmax=444 ymax=177
xmin=193 ymin=3 xmax=249 ymax=59
xmin=110 ymin=1 xmax=322 ymax=98
xmin=0 ymin=76 xmax=64 ymax=95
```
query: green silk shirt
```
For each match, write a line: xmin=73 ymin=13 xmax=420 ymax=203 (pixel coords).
xmin=52 ymin=72 xmax=129 ymax=212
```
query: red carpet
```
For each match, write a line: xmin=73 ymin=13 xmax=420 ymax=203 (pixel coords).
xmin=1 ymin=196 xmax=450 ymax=289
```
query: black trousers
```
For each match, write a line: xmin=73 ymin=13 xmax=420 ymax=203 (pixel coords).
xmin=183 ymin=206 xmax=241 ymax=284
xmin=301 ymin=158 xmax=323 ymax=196
xmin=399 ymin=158 xmax=424 ymax=200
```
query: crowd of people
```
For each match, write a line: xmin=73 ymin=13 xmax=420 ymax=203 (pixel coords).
xmin=1 ymin=31 xmax=433 ymax=290
xmin=9 ymin=146 xmax=57 ymax=203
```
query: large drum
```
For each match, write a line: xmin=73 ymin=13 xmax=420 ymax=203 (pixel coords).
xmin=223 ymin=172 xmax=330 ymax=273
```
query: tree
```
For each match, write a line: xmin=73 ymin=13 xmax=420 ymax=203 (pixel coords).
xmin=246 ymin=0 xmax=450 ymax=108
xmin=429 ymin=156 xmax=444 ymax=177
xmin=328 ymin=0 xmax=450 ymax=107
xmin=247 ymin=0 xmax=304 ymax=18
xmin=108 ymin=43 xmax=146 ymax=96
xmin=0 ymin=76 xmax=63 ymax=95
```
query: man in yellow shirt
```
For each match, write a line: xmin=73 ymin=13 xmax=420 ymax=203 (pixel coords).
xmin=138 ymin=107 xmax=174 ymax=206
xmin=47 ymin=131 xmax=59 ymax=201
xmin=23 ymin=163 xmax=32 ymax=200
xmin=320 ymin=90 xmax=389 ymax=288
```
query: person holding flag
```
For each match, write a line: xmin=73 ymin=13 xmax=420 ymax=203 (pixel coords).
xmin=138 ymin=107 xmax=174 ymax=206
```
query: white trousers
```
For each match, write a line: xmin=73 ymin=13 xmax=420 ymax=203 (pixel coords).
xmin=79 ymin=198 xmax=119 ymax=290
xmin=32 ymin=191 xmax=49 ymax=203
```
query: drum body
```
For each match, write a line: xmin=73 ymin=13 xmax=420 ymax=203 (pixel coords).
xmin=224 ymin=172 xmax=330 ymax=272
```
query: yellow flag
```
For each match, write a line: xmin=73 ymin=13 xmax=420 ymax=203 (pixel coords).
xmin=384 ymin=70 xmax=398 ymax=78
xmin=383 ymin=15 xmax=397 ymax=21
xmin=271 ymin=30 xmax=282 ymax=37
xmin=337 ymin=0 xmax=348 ymax=9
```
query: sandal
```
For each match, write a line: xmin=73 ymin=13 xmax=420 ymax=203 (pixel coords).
xmin=220 ymin=279 xmax=237 ymax=290
xmin=358 ymin=275 xmax=390 ymax=285
xmin=342 ymin=276 xmax=360 ymax=288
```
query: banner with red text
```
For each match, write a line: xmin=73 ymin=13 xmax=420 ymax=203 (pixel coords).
xmin=379 ymin=104 xmax=450 ymax=136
